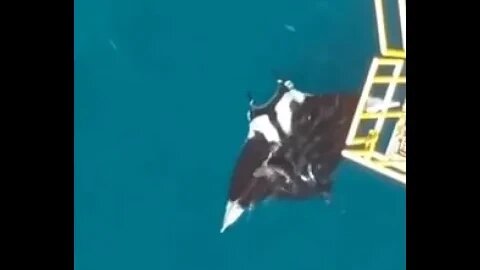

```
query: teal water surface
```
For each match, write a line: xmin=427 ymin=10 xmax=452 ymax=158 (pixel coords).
xmin=74 ymin=0 xmax=406 ymax=269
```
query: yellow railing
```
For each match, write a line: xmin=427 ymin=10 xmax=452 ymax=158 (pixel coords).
xmin=374 ymin=0 xmax=406 ymax=58
xmin=342 ymin=0 xmax=406 ymax=185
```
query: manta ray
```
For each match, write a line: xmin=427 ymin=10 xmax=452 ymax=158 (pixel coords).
xmin=220 ymin=80 xmax=399 ymax=233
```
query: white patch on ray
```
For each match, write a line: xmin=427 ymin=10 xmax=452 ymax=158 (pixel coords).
xmin=254 ymin=164 xmax=292 ymax=184
xmin=299 ymin=164 xmax=317 ymax=183
xmin=284 ymin=80 xmax=295 ymax=89
xmin=247 ymin=114 xmax=281 ymax=143
xmin=307 ymin=164 xmax=315 ymax=180
xmin=275 ymin=167 xmax=292 ymax=183
xmin=308 ymin=164 xmax=315 ymax=179
xmin=274 ymin=87 xmax=306 ymax=135
xmin=290 ymin=89 xmax=308 ymax=101
xmin=221 ymin=200 xmax=245 ymax=233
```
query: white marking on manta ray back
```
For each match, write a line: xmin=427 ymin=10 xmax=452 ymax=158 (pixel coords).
xmin=254 ymin=165 xmax=292 ymax=184
xmin=274 ymin=89 xmax=306 ymax=135
xmin=259 ymin=144 xmax=292 ymax=184
xmin=307 ymin=164 xmax=316 ymax=183
xmin=221 ymin=200 xmax=245 ymax=233
xmin=248 ymin=114 xmax=281 ymax=143
xmin=275 ymin=166 xmax=292 ymax=183
xmin=284 ymin=80 xmax=295 ymax=89
xmin=300 ymin=164 xmax=316 ymax=183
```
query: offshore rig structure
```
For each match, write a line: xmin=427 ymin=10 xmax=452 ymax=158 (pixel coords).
xmin=342 ymin=0 xmax=406 ymax=185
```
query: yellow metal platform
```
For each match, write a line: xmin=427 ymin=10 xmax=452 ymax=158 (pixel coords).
xmin=342 ymin=0 xmax=406 ymax=185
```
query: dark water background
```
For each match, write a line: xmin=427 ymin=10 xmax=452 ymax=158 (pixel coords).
xmin=75 ymin=0 xmax=406 ymax=269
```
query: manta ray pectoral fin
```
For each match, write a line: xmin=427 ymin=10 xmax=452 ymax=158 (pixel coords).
xmin=221 ymin=165 xmax=290 ymax=233
xmin=221 ymin=200 xmax=245 ymax=233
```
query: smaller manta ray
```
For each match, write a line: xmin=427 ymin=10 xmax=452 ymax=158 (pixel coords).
xmin=220 ymin=80 xmax=399 ymax=233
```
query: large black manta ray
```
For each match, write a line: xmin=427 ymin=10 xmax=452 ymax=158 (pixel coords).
xmin=220 ymin=80 xmax=398 ymax=233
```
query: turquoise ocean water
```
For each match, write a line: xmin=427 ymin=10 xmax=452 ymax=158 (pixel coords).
xmin=74 ymin=0 xmax=406 ymax=269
